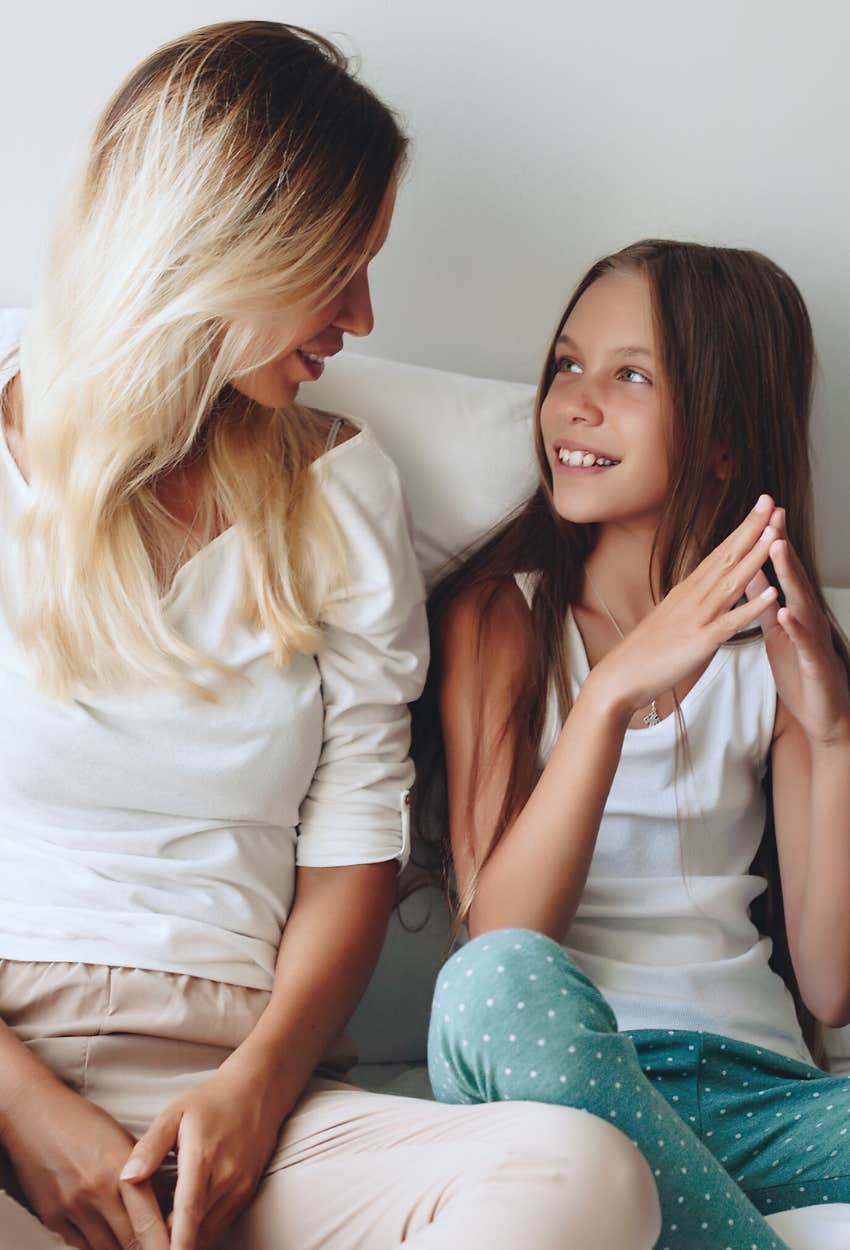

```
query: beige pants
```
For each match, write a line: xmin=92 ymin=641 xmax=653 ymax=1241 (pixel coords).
xmin=0 ymin=961 xmax=660 ymax=1250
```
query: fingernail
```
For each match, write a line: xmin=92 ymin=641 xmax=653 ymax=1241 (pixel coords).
xmin=755 ymin=495 xmax=771 ymax=513
xmin=760 ymin=586 xmax=776 ymax=599
xmin=761 ymin=525 xmax=776 ymax=543
xmin=120 ymin=1158 xmax=145 ymax=1181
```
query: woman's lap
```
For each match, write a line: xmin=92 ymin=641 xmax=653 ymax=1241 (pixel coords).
xmin=0 ymin=959 xmax=660 ymax=1250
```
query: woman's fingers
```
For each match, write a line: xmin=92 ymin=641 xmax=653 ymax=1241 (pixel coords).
xmin=68 ymin=1209 xmax=122 ymax=1250
xmin=54 ymin=1223 xmax=91 ymax=1250
xmin=170 ymin=1138 xmax=209 ymax=1250
xmin=118 ymin=1179 xmax=172 ymax=1250
xmin=120 ymin=1112 xmax=179 ymax=1184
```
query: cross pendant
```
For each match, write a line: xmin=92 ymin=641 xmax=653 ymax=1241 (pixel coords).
xmin=643 ymin=700 xmax=660 ymax=727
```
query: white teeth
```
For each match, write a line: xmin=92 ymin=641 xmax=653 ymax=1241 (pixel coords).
xmin=301 ymin=351 xmax=325 ymax=363
xmin=557 ymin=447 xmax=617 ymax=468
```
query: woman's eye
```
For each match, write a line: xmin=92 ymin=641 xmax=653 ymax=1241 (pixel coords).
xmin=620 ymin=367 xmax=650 ymax=384
xmin=554 ymin=358 xmax=582 ymax=375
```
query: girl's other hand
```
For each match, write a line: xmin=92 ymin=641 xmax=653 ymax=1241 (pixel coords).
xmin=2 ymin=1072 xmax=169 ymax=1250
xmin=745 ymin=507 xmax=850 ymax=745
xmin=589 ymin=495 xmax=780 ymax=719
xmin=119 ymin=1056 xmax=286 ymax=1250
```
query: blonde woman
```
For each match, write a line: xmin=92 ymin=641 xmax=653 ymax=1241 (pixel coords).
xmin=0 ymin=20 xmax=660 ymax=1250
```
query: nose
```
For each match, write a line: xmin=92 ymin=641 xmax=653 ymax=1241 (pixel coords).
xmin=565 ymin=380 xmax=603 ymax=426
xmin=334 ymin=265 xmax=374 ymax=338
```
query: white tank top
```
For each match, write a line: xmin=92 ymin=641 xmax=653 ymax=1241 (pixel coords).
xmin=516 ymin=572 xmax=811 ymax=1064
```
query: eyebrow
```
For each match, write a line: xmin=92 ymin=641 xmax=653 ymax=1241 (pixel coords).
xmin=556 ymin=334 xmax=653 ymax=360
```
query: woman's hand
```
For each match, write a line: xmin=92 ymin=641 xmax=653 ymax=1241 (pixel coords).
xmin=589 ymin=494 xmax=780 ymax=717
xmin=745 ymin=507 xmax=850 ymax=745
xmin=120 ymin=1053 xmax=287 ymax=1250
xmin=2 ymin=1073 xmax=169 ymax=1250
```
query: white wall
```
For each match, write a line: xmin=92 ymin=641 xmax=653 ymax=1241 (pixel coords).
xmin=2 ymin=0 xmax=848 ymax=581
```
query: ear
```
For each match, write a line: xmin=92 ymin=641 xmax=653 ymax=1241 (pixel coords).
xmin=710 ymin=446 xmax=734 ymax=482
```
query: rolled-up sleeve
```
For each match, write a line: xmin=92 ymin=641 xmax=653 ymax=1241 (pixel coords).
xmin=295 ymin=430 xmax=429 ymax=870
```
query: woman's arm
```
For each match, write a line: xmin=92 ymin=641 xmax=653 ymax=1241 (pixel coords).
xmin=123 ymin=862 xmax=396 ymax=1250
xmin=124 ymin=436 xmax=428 ymax=1250
xmin=0 ymin=1017 xmax=170 ymax=1250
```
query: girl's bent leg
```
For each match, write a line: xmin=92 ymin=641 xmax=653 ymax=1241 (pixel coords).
xmin=429 ymin=929 xmax=793 ymax=1250
xmin=223 ymin=1079 xmax=660 ymax=1250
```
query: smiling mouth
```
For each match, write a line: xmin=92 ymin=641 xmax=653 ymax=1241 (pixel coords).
xmin=557 ymin=446 xmax=619 ymax=468
xmin=296 ymin=349 xmax=330 ymax=380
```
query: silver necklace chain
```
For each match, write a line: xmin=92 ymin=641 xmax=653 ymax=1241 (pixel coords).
xmin=583 ymin=566 xmax=661 ymax=727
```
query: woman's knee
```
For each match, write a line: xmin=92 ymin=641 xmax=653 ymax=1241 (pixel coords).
xmin=454 ymin=1101 xmax=661 ymax=1250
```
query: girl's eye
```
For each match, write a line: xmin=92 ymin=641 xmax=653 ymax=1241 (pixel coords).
xmin=554 ymin=357 xmax=582 ymax=375
xmin=620 ymin=367 xmax=651 ymax=385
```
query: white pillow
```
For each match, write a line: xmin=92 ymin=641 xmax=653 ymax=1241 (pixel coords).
xmin=305 ymin=351 xmax=537 ymax=584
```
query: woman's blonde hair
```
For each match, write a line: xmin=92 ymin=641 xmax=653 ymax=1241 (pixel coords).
xmin=16 ymin=20 xmax=407 ymax=696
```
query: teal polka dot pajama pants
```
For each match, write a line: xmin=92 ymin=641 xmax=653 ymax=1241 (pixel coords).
xmin=428 ymin=930 xmax=850 ymax=1250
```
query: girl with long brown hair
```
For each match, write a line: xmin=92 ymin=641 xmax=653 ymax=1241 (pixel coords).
xmin=424 ymin=240 xmax=850 ymax=1250
xmin=0 ymin=24 xmax=661 ymax=1250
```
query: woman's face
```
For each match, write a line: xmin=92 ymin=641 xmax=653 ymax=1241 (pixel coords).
xmin=228 ymin=181 xmax=396 ymax=409
xmin=539 ymin=269 xmax=671 ymax=529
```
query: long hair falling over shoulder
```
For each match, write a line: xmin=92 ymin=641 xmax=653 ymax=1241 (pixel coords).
xmin=413 ymin=240 xmax=850 ymax=1055
xmin=16 ymin=20 xmax=407 ymax=697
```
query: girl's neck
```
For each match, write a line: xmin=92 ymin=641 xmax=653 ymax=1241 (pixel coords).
xmin=580 ymin=521 xmax=663 ymax=630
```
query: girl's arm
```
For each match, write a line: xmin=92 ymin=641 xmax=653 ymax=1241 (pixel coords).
xmin=121 ymin=861 xmax=396 ymax=1250
xmin=444 ymin=497 xmax=782 ymax=942
xmin=771 ymin=709 xmax=850 ymax=1026
xmin=750 ymin=509 xmax=850 ymax=1025
xmin=440 ymin=578 xmax=631 ymax=940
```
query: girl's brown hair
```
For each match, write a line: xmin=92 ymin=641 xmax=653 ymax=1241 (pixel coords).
xmin=413 ymin=239 xmax=850 ymax=1058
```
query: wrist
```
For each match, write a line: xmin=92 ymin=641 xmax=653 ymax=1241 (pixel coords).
xmin=0 ymin=1037 xmax=61 ymax=1140
xmin=578 ymin=665 xmax=636 ymax=731
xmin=220 ymin=1036 xmax=297 ymax=1120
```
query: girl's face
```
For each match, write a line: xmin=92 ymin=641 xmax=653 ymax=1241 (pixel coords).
xmin=227 ymin=181 xmax=396 ymax=409
xmin=540 ymin=269 xmax=671 ymax=529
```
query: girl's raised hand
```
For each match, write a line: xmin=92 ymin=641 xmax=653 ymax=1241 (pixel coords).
xmin=745 ymin=507 xmax=850 ymax=745
xmin=589 ymin=495 xmax=781 ymax=719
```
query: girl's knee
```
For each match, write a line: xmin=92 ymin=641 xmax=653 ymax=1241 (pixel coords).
xmin=430 ymin=928 xmax=617 ymax=1091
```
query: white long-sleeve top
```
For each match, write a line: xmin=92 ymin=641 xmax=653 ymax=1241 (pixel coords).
xmin=0 ymin=357 xmax=428 ymax=990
